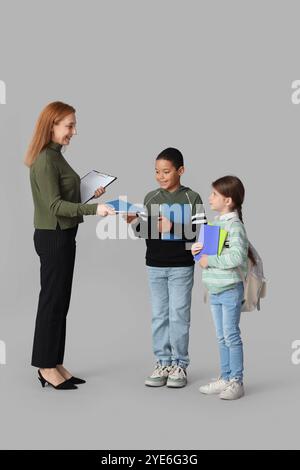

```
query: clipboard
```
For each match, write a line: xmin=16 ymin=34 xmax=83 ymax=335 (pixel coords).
xmin=80 ymin=170 xmax=117 ymax=203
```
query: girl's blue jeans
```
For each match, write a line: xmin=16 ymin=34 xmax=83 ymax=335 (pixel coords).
xmin=209 ymin=282 xmax=244 ymax=383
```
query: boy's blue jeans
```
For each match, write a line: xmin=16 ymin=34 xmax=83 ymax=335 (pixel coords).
xmin=209 ymin=282 xmax=244 ymax=383
xmin=147 ymin=266 xmax=194 ymax=369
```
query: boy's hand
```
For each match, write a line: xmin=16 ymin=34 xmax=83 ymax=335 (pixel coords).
xmin=157 ymin=216 xmax=173 ymax=233
xmin=199 ymin=254 xmax=208 ymax=269
xmin=191 ymin=242 xmax=203 ymax=256
xmin=123 ymin=214 xmax=139 ymax=224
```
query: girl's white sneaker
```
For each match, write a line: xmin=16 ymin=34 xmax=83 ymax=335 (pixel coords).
xmin=199 ymin=378 xmax=229 ymax=395
xmin=219 ymin=380 xmax=244 ymax=400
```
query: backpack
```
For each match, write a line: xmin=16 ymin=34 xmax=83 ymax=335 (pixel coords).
xmin=225 ymin=218 xmax=267 ymax=312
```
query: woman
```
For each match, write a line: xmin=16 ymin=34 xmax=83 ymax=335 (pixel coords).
xmin=25 ymin=101 xmax=115 ymax=390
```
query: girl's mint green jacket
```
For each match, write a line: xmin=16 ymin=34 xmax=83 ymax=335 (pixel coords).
xmin=202 ymin=211 xmax=249 ymax=294
xmin=30 ymin=141 xmax=98 ymax=229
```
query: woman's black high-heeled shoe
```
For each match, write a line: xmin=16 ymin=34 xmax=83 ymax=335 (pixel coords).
xmin=69 ymin=376 xmax=86 ymax=385
xmin=38 ymin=369 xmax=78 ymax=390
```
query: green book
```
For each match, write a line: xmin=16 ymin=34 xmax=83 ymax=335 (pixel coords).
xmin=218 ymin=228 xmax=228 ymax=256
xmin=207 ymin=222 xmax=227 ymax=256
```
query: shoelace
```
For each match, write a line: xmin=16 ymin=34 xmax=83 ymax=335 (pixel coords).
xmin=208 ymin=377 xmax=225 ymax=388
xmin=154 ymin=364 xmax=170 ymax=376
xmin=223 ymin=379 xmax=239 ymax=391
xmin=210 ymin=376 xmax=223 ymax=383
xmin=169 ymin=365 xmax=186 ymax=378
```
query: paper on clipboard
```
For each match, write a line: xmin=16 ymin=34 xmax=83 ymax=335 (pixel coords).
xmin=80 ymin=170 xmax=117 ymax=203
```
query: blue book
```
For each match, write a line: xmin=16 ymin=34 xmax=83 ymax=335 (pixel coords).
xmin=159 ymin=203 xmax=192 ymax=240
xmin=106 ymin=199 xmax=145 ymax=214
xmin=194 ymin=224 xmax=220 ymax=260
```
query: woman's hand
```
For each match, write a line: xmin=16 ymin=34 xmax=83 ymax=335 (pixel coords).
xmin=96 ymin=204 xmax=116 ymax=217
xmin=199 ymin=254 xmax=209 ymax=269
xmin=191 ymin=242 xmax=203 ymax=256
xmin=94 ymin=186 xmax=106 ymax=199
xmin=123 ymin=214 xmax=139 ymax=224
xmin=157 ymin=216 xmax=172 ymax=233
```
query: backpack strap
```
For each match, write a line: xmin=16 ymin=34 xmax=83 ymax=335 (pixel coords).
xmin=237 ymin=266 xmax=247 ymax=288
xmin=225 ymin=216 xmax=248 ymax=288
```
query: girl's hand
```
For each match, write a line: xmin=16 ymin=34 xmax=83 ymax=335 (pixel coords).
xmin=123 ymin=214 xmax=139 ymax=224
xmin=158 ymin=216 xmax=172 ymax=233
xmin=94 ymin=186 xmax=106 ymax=199
xmin=96 ymin=204 xmax=116 ymax=217
xmin=191 ymin=242 xmax=203 ymax=256
xmin=199 ymin=254 xmax=209 ymax=269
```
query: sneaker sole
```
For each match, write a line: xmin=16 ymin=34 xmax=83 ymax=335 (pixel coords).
xmin=219 ymin=392 xmax=245 ymax=400
xmin=199 ymin=387 xmax=228 ymax=395
xmin=166 ymin=381 xmax=187 ymax=388
xmin=145 ymin=380 xmax=167 ymax=387
xmin=199 ymin=389 xmax=223 ymax=395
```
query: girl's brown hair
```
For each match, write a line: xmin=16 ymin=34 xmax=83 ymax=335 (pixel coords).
xmin=212 ymin=175 xmax=256 ymax=265
xmin=24 ymin=101 xmax=76 ymax=167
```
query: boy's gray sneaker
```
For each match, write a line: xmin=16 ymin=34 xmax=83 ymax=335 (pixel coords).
xmin=166 ymin=365 xmax=187 ymax=388
xmin=145 ymin=363 xmax=171 ymax=387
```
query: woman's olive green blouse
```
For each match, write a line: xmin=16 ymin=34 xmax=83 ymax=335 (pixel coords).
xmin=30 ymin=141 xmax=97 ymax=229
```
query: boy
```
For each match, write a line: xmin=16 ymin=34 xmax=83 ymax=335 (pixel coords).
xmin=126 ymin=148 xmax=206 ymax=388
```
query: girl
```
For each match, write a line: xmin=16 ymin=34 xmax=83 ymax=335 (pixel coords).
xmin=192 ymin=175 xmax=254 ymax=400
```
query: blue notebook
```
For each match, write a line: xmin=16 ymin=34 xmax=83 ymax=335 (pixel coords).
xmin=194 ymin=224 xmax=220 ymax=260
xmin=106 ymin=199 xmax=145 ymax=214
xmin=159 ymin=203 xmax=192 ymax=240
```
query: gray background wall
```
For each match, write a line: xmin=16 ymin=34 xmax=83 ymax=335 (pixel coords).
xmin=0 ymin=0 xmax=299 ymax=450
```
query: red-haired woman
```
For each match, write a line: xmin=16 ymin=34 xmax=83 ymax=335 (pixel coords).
xmin=25 ymin=101 xmax=115 ymax=390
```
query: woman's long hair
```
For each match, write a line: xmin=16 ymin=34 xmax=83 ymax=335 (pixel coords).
xmin=212 ymin=175 xmax=256 ymax=265
xmin=24 ymin=101 xmax=76 ymax=167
